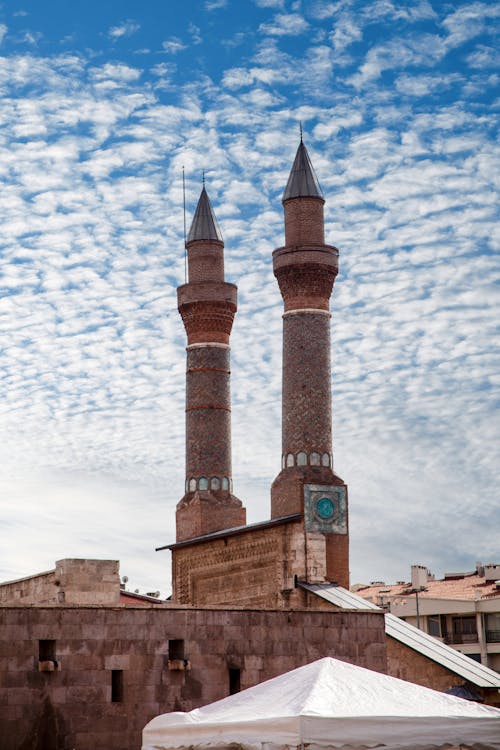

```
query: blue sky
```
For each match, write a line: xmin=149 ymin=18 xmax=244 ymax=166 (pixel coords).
xmin=0 ymin=0 xmax=498 ymax=597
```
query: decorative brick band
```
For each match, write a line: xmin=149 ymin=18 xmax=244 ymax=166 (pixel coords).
xmin=187 ymin=342 xmax=230 ymax=350
xmin=185 ymin=476 xmax=233 ymax=493
xmin=283 ymin=309 xmax=331 ymax=318
xmin=281 ymin=451 xmax=333 ymax=469
xmin=186 ymin=405 xmax=231 ymax=412
xmin=187 ymin=367 xmax=230 ymax=374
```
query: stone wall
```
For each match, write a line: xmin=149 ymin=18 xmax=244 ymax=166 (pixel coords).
xmin=387 ymin=636 xmax=500 ymax=707
xmin=0 ymin=559 xmax=120 ymax=606
xmin=0 ymin=605 xmax=386 ymax=750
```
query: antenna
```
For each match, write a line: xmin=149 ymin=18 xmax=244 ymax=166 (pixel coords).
xmin=182 ymin=166 xmax=187 ymax=283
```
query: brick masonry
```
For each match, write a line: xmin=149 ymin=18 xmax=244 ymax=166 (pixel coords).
xmin=0 ymin=605 xmax=387 ymax=750
xmin=176 ymin=208 xmax=246 ymax=541
xmin=171 ymin=517 xmax=350 ymax=605
xmin=185 ymin=346 xmax=232 ymax=477
xmin=270 ymin=180 xmax=349 ymax=588
xmin=283 ymin=196 xmax=326 ymax=246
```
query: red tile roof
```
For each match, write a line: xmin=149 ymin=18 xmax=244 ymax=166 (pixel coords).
xmin=356 ymin=573 xmax=500 ymax=602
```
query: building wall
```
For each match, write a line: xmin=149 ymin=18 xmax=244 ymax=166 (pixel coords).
xmin=386 ymin=637 xmax=500 ymax=707
xmin=171 ymin=518 xmax=341 ymax=607
xmin=0 ymin=605 xmax=386 ymax=750
xmin=0 ymin=560 xmax=120 ymax=606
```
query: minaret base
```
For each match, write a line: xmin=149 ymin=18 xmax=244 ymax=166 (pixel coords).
xmin=176 ymin=491 xmax=246 ymax=542
xmin=271 ymin=467 xmax=349 ymax=588
xmin=271 ymin=466 xmax=344 ymax=518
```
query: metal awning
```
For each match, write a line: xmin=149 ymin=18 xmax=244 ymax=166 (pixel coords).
xmin=300 ymin=581 xmax=500 ymax=689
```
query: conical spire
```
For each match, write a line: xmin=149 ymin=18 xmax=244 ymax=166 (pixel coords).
xmin=187 ymin=186 xmax=223 ymax=243
xmin=283 ymin=140 xmax=323 ymax=201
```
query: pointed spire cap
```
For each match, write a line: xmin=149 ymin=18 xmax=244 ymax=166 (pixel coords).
xmin=283 ymin=140 xmax=324 ymax=201
xmin=187 ymin=186 xmax=223 ymax=244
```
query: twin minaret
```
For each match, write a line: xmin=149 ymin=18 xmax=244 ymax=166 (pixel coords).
xmin=176 ymin=142 xmax=348 ymax=587
xmin=176 ymin=187 xmax=246 ymax=541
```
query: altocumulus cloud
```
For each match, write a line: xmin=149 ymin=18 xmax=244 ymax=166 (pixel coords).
xmin=0 ymin=0 xmax=498 ymax=595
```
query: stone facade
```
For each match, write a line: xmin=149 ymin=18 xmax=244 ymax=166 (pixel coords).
xmin=386 ymin=637 xmax=500 ymax=706
xmin=0 ymin=605 xmax=386 ymax=750
xmin=0 ymin=560 xmax=120 ymax=607
xmin=171 ymin=516 xmax=352 ymax=607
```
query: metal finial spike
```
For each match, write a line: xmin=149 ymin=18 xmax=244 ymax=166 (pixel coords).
xmin=299 ymin=121 xmax=303 ymax=142
xmin=202 ymin=169 xmax=205 ymax=186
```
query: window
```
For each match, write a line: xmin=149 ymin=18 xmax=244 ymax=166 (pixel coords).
xmin=486 ymin=613 xmax=500 ymax=643
xmin=427 ymin=615 xmax=441 ymax=638
xmin=321 ymin=453 xmax=330 ymax=467
xmin=297 ymin=451 xmax=307 ymax=466
xmin=169 ymin=639 xmax=185 ymax=661
xmin=211 ymin=477 xmax=220 ymax=490
xmin=39 ymin=640 xmax=56 ymax=662
xmin=466 ymin=653 xmax=482 ymax=663
xmin=199 ymin=477 xmax=208 ymax=490
xmin=229 ymin=667 xmax=241 ymax=695
xmin=221 ymin=477 xmax=229 ymax=490
xmin=310 ymin=452 xmax=320 ymax=466
xmin=452 ymin=616 xmax=477 ymax=643
xmin=111 ymin=670 xmax=124 ymax=702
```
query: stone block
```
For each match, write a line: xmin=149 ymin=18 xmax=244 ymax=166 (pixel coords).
xmin=104 ymin=654 xmax=130 ymax=670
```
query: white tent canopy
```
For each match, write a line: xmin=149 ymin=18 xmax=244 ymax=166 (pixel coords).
xmin=143 ymin=657 xmax=500 ymax=750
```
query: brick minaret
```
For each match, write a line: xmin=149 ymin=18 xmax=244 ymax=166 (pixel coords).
xmin=271 ymin=140 xmax=349 ymax=587
xmin=176 ymin=186 xmax=246 ymax=542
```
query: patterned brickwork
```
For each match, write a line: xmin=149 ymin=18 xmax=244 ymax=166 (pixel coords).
xmin=185 ymin=346 xmax=231 ymax=478
xmin=284 ymin=196 xmax=325 ymax=246
xmin=176 ymin=207 xmax=245 ymax=542
xmin=186 ymin=239 xmax=225 ymax=282
xmin=173 ymin=522 xmax=303 ymax=608
xmin=271 ymin=147 xmax=349 ymax=589
xmin=176 ymin=492 xmax=246 ymax=541
xmin=171 ymin=517 xmax=349 ymax=607
xmin=177 ymin=295 xmax=237 ymax=345
xmin=282 ymin=312 xmax=332 ymax=455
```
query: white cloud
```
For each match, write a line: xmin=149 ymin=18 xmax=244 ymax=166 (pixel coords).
xmin=205 ymin=0 xmax=228 ymax=9
xmin=366 ymin=0 xmax=437 ymax=22
xmin=259 ymin=13 xmax=310 ymax=36
xmin=188 ymin=23 xmax=202 ymax=45
xmin=22 ymin=30 xmax=42 ymax=45
xmin=162 ymin=37 xmax=187 ymax=54
xmin=0 ymin=24 xmax=7 ymax=44
xmin=330 ymin=13 xmax=362 ymax=54
xmin=108 ymin=20 xmax=141 ymax=40
xmin=466 ymin=45 xmax=499 ymax=69
xmin=253 ymin=0 xmax=285 ymax=7
xmin=0 ymin=2 xmax=498 ymax=595
xmin=441 ymin=2 xmax=500 ymax=50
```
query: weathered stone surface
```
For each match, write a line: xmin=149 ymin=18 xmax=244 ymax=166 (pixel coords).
xmin=0 ymin=604 xmax=386 ymax=750
xmin=0 ymin=559 xmax=120 ymax=607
